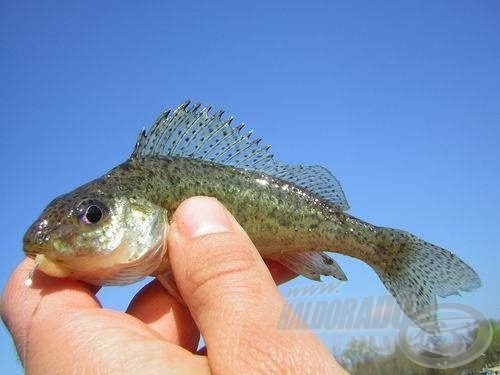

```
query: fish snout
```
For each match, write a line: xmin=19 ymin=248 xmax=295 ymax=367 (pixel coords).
xmin=23 ymin=219 xmax=51 ymax=258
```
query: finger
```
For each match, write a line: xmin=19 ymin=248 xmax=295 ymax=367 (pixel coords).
xmin=126 ymin=279 xmax=200 ymax=351
xmin=1 ymin=258 xmax=101 ymax=362
xmin=1 ymin=259 xmax=209 ymax=374
xmin=124 ymin=252 xmax=294 ymax=351
xmin=168 ymin=197 xmax=346 ymax=374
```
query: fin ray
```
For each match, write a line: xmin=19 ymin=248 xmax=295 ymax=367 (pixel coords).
xmin=132 ymin=101 xmax=349 ymax=211
xmin=271 ymin=251 xmax=348 ymax=281
xmin=371 ymin=228 xmax=481 ymax=333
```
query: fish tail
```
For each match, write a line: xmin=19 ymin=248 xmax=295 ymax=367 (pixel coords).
xmin=369 ymin=227 xmax=481 ymax=333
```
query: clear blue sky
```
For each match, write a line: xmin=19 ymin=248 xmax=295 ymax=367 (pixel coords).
xmin=1 ymin=1 xmax=499 ymax=373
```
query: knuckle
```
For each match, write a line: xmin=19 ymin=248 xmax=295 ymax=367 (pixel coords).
xmin=240 ymin=336 xmax=332 ymax=374
xmin=184 ymin=232 xmax=261 ymax=301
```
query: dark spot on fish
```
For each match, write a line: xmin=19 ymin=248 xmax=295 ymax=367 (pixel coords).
xmin=323 ymin=257 xmax=334 ymax=265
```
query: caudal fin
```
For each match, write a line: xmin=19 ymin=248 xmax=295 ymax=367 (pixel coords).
xmin=371 ymin=228 xmax=481 ymax=333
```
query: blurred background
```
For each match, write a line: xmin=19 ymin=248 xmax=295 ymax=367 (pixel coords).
xmin=1 ymin=1 xmax=499 ymax=373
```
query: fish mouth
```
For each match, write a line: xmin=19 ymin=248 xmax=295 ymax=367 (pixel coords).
xmin=33 ymin=254 xmax=73 ymax=278
xmin=23 ymin=241 xmax=44 ymax=258
xmin=23 ymin=241 xmax=73 ymax=278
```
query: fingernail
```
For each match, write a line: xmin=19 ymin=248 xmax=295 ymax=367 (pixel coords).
xmin=175 ymin=197 xmax=235 ymax=238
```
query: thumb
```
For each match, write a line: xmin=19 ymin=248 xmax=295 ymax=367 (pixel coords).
xmin=167 ymin=196 xmax=344 ymax=374
xmin=168 ymin=196 xmax=283 ymax=325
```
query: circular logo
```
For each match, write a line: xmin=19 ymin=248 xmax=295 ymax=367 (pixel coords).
xmin=398 ymin=303 xmax=492 ymax=369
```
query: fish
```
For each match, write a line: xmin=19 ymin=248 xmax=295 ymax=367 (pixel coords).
xmin=23 ymin=100 xmax=481 ymax=332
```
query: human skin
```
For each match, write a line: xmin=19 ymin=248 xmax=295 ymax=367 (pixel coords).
xmin=1 ymin=196 xmax=347 ymax=374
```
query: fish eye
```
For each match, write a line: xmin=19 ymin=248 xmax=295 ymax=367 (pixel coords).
xmin=77 ymin=200 xmax=108 ymax=225
xmin=84 ymin=205 xmax=102 ymax=224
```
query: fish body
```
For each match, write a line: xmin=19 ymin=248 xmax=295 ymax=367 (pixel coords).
xmin=126 ymin=156 xmax=370 ymax=256
xmin=23 ymin=101 xmax=480 ymax=332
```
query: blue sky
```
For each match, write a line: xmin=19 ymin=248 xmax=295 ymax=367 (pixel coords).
xmin=1 ymin=1 xmax=499 ymax=372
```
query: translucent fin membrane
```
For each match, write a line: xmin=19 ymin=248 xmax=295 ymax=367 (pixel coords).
xmin=372 ymin=228 xmax=481 ymax=333
xmin=132 ymin=101 xmax=349 ymax=211
xmin=272 ymin=251 xmax=348 ymax=281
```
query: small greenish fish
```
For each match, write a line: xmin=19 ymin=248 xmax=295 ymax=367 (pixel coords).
xmin=23 ymin=101 xmax=480 ymax=332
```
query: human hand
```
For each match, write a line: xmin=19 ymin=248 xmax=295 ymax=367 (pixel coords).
xmin=1 ymin=196 xmax=346 ymax=374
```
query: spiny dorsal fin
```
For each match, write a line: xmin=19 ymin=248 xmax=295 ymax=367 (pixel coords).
xmin=132 ymin=101 xmax=349 ymax=211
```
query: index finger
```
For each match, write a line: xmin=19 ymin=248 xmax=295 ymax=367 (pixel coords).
xmin=1 ymin=258 xmax=100 ymax=363
xmin=1 ymin=259 xmax=209 ymax=374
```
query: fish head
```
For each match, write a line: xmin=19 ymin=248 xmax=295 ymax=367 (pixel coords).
xmin=23 ymin=180 xmax=168 ymax=285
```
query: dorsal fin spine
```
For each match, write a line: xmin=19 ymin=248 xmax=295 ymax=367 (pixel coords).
xmin=216 ymin=109 xmax=225 ymax=119
xmin=169 ymin=111 xmax=205 ymax=155
xmin=132 ymin=101 xmax=350 ymax=211
xmin=204 ymin=126 xmax=235 ymax=160
xmin=179 ymin=100 xmax=191 ymax=110
xmin=196 ymin=117 xmax=230 ymax=157
xmin=232 ymin=146 xmax=265 ymax=168
xmin=224 ymin=137 xmax=262 ymax=164
xmin=190 ymin=103 xmax=201 ymax=113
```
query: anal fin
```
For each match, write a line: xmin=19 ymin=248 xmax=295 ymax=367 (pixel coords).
xmin=271 ymin=252 xmax=347 ymax=282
